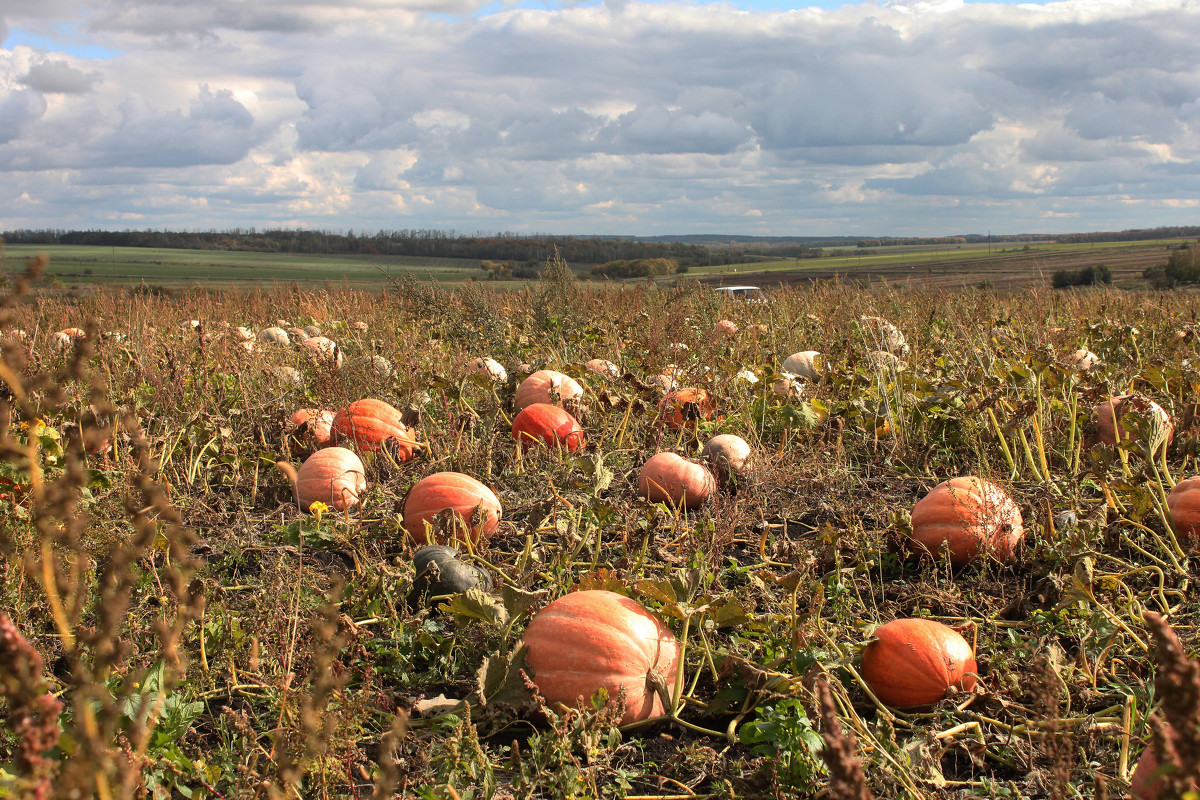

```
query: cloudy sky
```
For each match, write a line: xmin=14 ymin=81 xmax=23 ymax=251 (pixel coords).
xmin=0 ymin=0 xmax=1197 ymax=237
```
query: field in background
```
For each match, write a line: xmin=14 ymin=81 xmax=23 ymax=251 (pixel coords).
xmin=1 ymin=237 xmax=1186 ymax=292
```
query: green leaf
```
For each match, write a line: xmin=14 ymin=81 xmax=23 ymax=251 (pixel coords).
xmin=440 ymin=588 xmax=509 ymax=628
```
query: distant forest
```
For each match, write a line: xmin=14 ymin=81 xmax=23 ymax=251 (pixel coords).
xmin=3 ymin=225 xmax=1198 ymax=267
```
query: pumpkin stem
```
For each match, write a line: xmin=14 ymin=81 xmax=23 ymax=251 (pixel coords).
xmin=646 ymin=668 xmax=673 ymax=716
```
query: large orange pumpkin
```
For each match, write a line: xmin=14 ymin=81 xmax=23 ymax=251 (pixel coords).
xmin=1166 ymin=476 xmax=1200 ymax=542
xmin=296 ymin=447 xmax=367 ymax=512
xmin=909 ymin=477 xmax=1024 ymax=567
xmin=522 ymin=590 xmax=680 ymax=726
xmin=638 ymin=453 xmax=715 ymax=509
xmin=1093 ymin=395 xmax=1173 ymax=449
xmin=514 ymin=370 xmax=584 ymax=413
xmin=512 ymin=403 xmax=585 ymax=452
xmin=403 ymin=472 xmax=502 ymax=545
xmin=658 ymin=388 xmax=715 ymax=429
xmin=861 ymin=618 xmax=977 ymax=710
xmin=331 ymin=399 xmax=418 ymax=458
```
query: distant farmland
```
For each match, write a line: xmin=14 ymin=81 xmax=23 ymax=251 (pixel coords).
xmin=1 ymin=237 xmax=1189 ymax=291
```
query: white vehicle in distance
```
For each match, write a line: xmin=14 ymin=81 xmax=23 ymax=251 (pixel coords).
xmin=713 ymin=285 xmax=767 ymax=303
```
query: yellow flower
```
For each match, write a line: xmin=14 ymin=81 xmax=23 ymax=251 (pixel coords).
xmin=308 ymin=500 xmax=330 ymax=519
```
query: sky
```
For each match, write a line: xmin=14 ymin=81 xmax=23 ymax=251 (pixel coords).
xmin=0 ymin=0 xmax=1197 ymax=238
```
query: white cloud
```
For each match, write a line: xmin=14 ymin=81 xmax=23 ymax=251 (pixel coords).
xmin=0 ymin=0 xmax=1198 ymax=234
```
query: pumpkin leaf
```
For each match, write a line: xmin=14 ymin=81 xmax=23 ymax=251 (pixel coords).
xmin=709 ymin=597 xmax=753 ymax=629
xmin=575 ymin=569 xmax=628 ymax=594
xmin=440 ymin=588 xmax=509 ymax=628
xmin=474 ymin=642 xmax=531 ymax=708
xmin=499 ymin=584 xmax=546 ymax=625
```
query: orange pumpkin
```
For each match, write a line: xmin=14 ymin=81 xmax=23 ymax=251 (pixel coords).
xmin=909 ymin=477 xmax=1024 ymax=567
xmin=331 ymin=399 xmax=418 ymax=458
xmin=638 ymin=453 xmax=715 ymax=509
xmin=1166 ymin=476 xmax=1200 ymax=542
xmin=1093 ymin=395 xmax=1173 ymax=449
xmin=701 ymin=434 xmax=751 ymax=484
xmin=302 ymin=336 xmax=342 ymax=367
xmin=403 ymin=472 xmax=502 ymax=545
xmin=714 ymin=319 xmax=738 ymax=336
xmin=1129 ymin=725 xmax=1196 ymax=800
xmin=512 ymin=403 xmax=585 ymax=452
xmin=514 ymin=370 xmax=584 ymax=413
xmin=522 ymin=590 xmax=679 ymax=726
xmin=584 ymin=358 xmax=620 ymax=379
xmin=861 ymin=618 xmax=977 ymax=710
xmin=296 ymin=447 xmax=367 ymax=512
xmin=289 ymin=408 xmax=335 ymax=448
xmin=658 ymin=388 xmax=715 ymax=429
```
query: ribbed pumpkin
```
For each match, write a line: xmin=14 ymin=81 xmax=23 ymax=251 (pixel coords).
xmin=714 ymin=319 xmax=738 ymax=336
xmin=1167 ymin=476 xmax=1200 ymax=541
xmin=1062 ymin=349 xmax=1099 ymax=371
xmin=466 ymin=357 xmax=507 ymax=383
xmin=861 ymin=618 xmax=977 ymax=710
xmin=1093 ymin=395 xmax=1173 ymax=449
xmin=403 ymin=472 xmax=502 ymax=545
xmin=296 ymin=447 xmax=367 ymax=512
xmin=638 ymin=453 xmax=715 ymax=509
xmin=522 ymin=590 xmax=680 ymax=726
xmin=909 ymin=477 xmax=1024 ymax=567
xmin=584 ymin=358 xmax=620 ymax=379
xmin=302 ymin=336 xmax=342 ymax=367
xmin=701 ymin=434 xmax=751 ymax=484
xmin=407 ymin=545 xmax=494 ymax=609
xmin=514 ymin=370 xmax=584 ymax=413
xmin=289 ymin=408 xmax=335 ymax=447
xmin=658 ymin=388 xmax=715 ymax=429
xmin=257 ymin=326 xmax=290 ymax=345
xmin=512 ymin=403 xmax=585 ymax=452
xmin=331 ymin=399 xmax=418 ymax=458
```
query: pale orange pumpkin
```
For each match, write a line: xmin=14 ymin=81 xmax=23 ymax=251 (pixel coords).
xmin=403 ymin=472 xmax=502 ymax=545
xmin=289 ymin=408 xmax=335 ymax=447
xmin=1093 ymin=395 xmax=1173 ymax=449
xmin=1166 ymin=476 xmax=1200 ymax=542
xmin=466 ymin=357 xmax=507 ymax=383
xmin=584 ymin=358 xmax=620 ymax=379
xmin=701 ymin=434 xmax=751 ymax=484
xmin=861 ymin=618 xmax=977 ymax=710
xmin=522 ymin=590 xmax=680 ymax=726
xmin=658 ymin=388 xmax=715 ymax=429
xmin=638 ymin=453 xmax=715 ymax=509
xmin=714 ymin=319 xmax=738 ymax=336
xmin=909 ymin=477 xmax=1024 ymax=567
xmin=296 ymin=447 xmax=367 ymax=512
xmin=331 ymin=399 xmax=418 ymax=458
xmin=515 ymin=370 xmax=584 ymax=413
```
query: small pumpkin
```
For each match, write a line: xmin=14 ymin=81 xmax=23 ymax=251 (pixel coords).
xmin=1062 ymin=349 xmax=1099 ymax=371
xmin=515 ymin=369 xmax=584 ymax=413
xmin=584 ymin=358 xmax=620 ymax=379
xmin=467 ymin=357 xmax=508 ymax=383
xmin=296 ymin=447 xmax=367 ymax=512
xmin=1166 ymin=476 xmax=1200 ymax=542
xmin=860 ymin=315 xmax=909 ymax=354
xmin=302 ymin=336 xmax=343 ymax=367
xmin=861 ymin=618 xmax=977 ymax=710
xmin=1093 ymin=395 xmax=1173 ymax=449
xmin=638 ymin=453 xmax=715 ymax=509
xmin=289 ymin=408 xmax=336 ymax=448
xmin=658 ymin=387 xmax=715 ymax=429
xmin=781 ymin=351 xmax=823 ymax=380
xmin=522 ymin=590 xmax=680 ymax=726
xmin=512 ymin=403 xmax=585 ymax=452
xmin=258 ymin=326 xmax=290 ymax=345
xmin=407 ymin=545 xmax=494 ymax=608
xmin=714 ymin=319 xmax=738 ymax=336
xmin=771 ymin=373 xmax=805 ymax=401
xmin=331 ymin=398 xmax=419 ymax=458
xmin=909 ymin=477 xmax=1024 ymax=567
xmin=701 ymin=434 xmax=751 ymax=484
xmin=403 ymin=472 xmax=502 ymax=545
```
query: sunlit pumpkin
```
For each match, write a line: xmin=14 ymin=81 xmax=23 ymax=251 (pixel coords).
xmin=584 ymin=358 xmax=620 ymax=379
xmin=289 ymin=408 xmax=335 ymax=448
xmin=258 ymin=326 xmax=290 ymax=345
xmin=331 ymin=399 xmax=418 ymax=458
xmin=781 ymin=351 xmax=823 ymax=380
xmin=909 ymin=477 xmax=1024 ymax=567
xmin=512 ymin=403 xmax=585 ymax=452
xmin=860 ymin=315 xmax=908 ymax=354
xmin=658 ymin=388 xmax=715 ymax=429
xmin=714 ymin=319 xmax=738 ymax=336
xmin=1092 ymin=395 xmax=1173 ymax=449
xmin=861 ymin=618 xmax=977 ymax=710
xmin=1129 ymin=723 xmax=1198 ymax=800
xmin=515 ymin=369 xmax=585 ymax=413
xmin=701 ymin=434 xmax=751 ymax=484
xmin=638 ymin=453 xmax=715 ymax=509
xmin=1166 ymin=476 xmax=1200 ymax=542
xmin=302 ymin=336 xmax=343 ymax=367
xmin=522 ymin=590 xmax=680 ymax=726
xmin=467 ymin=357 xmax=508 ymax=383
xmin=296 ymin=447 xmax=367 ymax=512
xmin=1062 ymin=349 xmax=1099 ymax=371
xmin=403 ymin=471 xmax=502 ymax=545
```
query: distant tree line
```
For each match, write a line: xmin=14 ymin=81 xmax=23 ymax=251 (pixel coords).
xmin=1143 ymin=242 xmax=1200 ymax=288
xmin=590 ymin=258 xmax=680 ymax=279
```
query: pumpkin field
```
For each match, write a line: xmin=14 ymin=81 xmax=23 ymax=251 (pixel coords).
xmin=2 ymin=255 xmax=1200 ymax=799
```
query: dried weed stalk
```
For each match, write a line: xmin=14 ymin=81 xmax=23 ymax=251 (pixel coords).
xmin=815 ymin=677 xmax=874 ymax=800
xmin=1143 ymin=611 xmax=1200 ymax=797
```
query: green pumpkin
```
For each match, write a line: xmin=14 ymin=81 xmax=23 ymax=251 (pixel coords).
xmin=408 ymin=545 xmax=493 ymax=608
